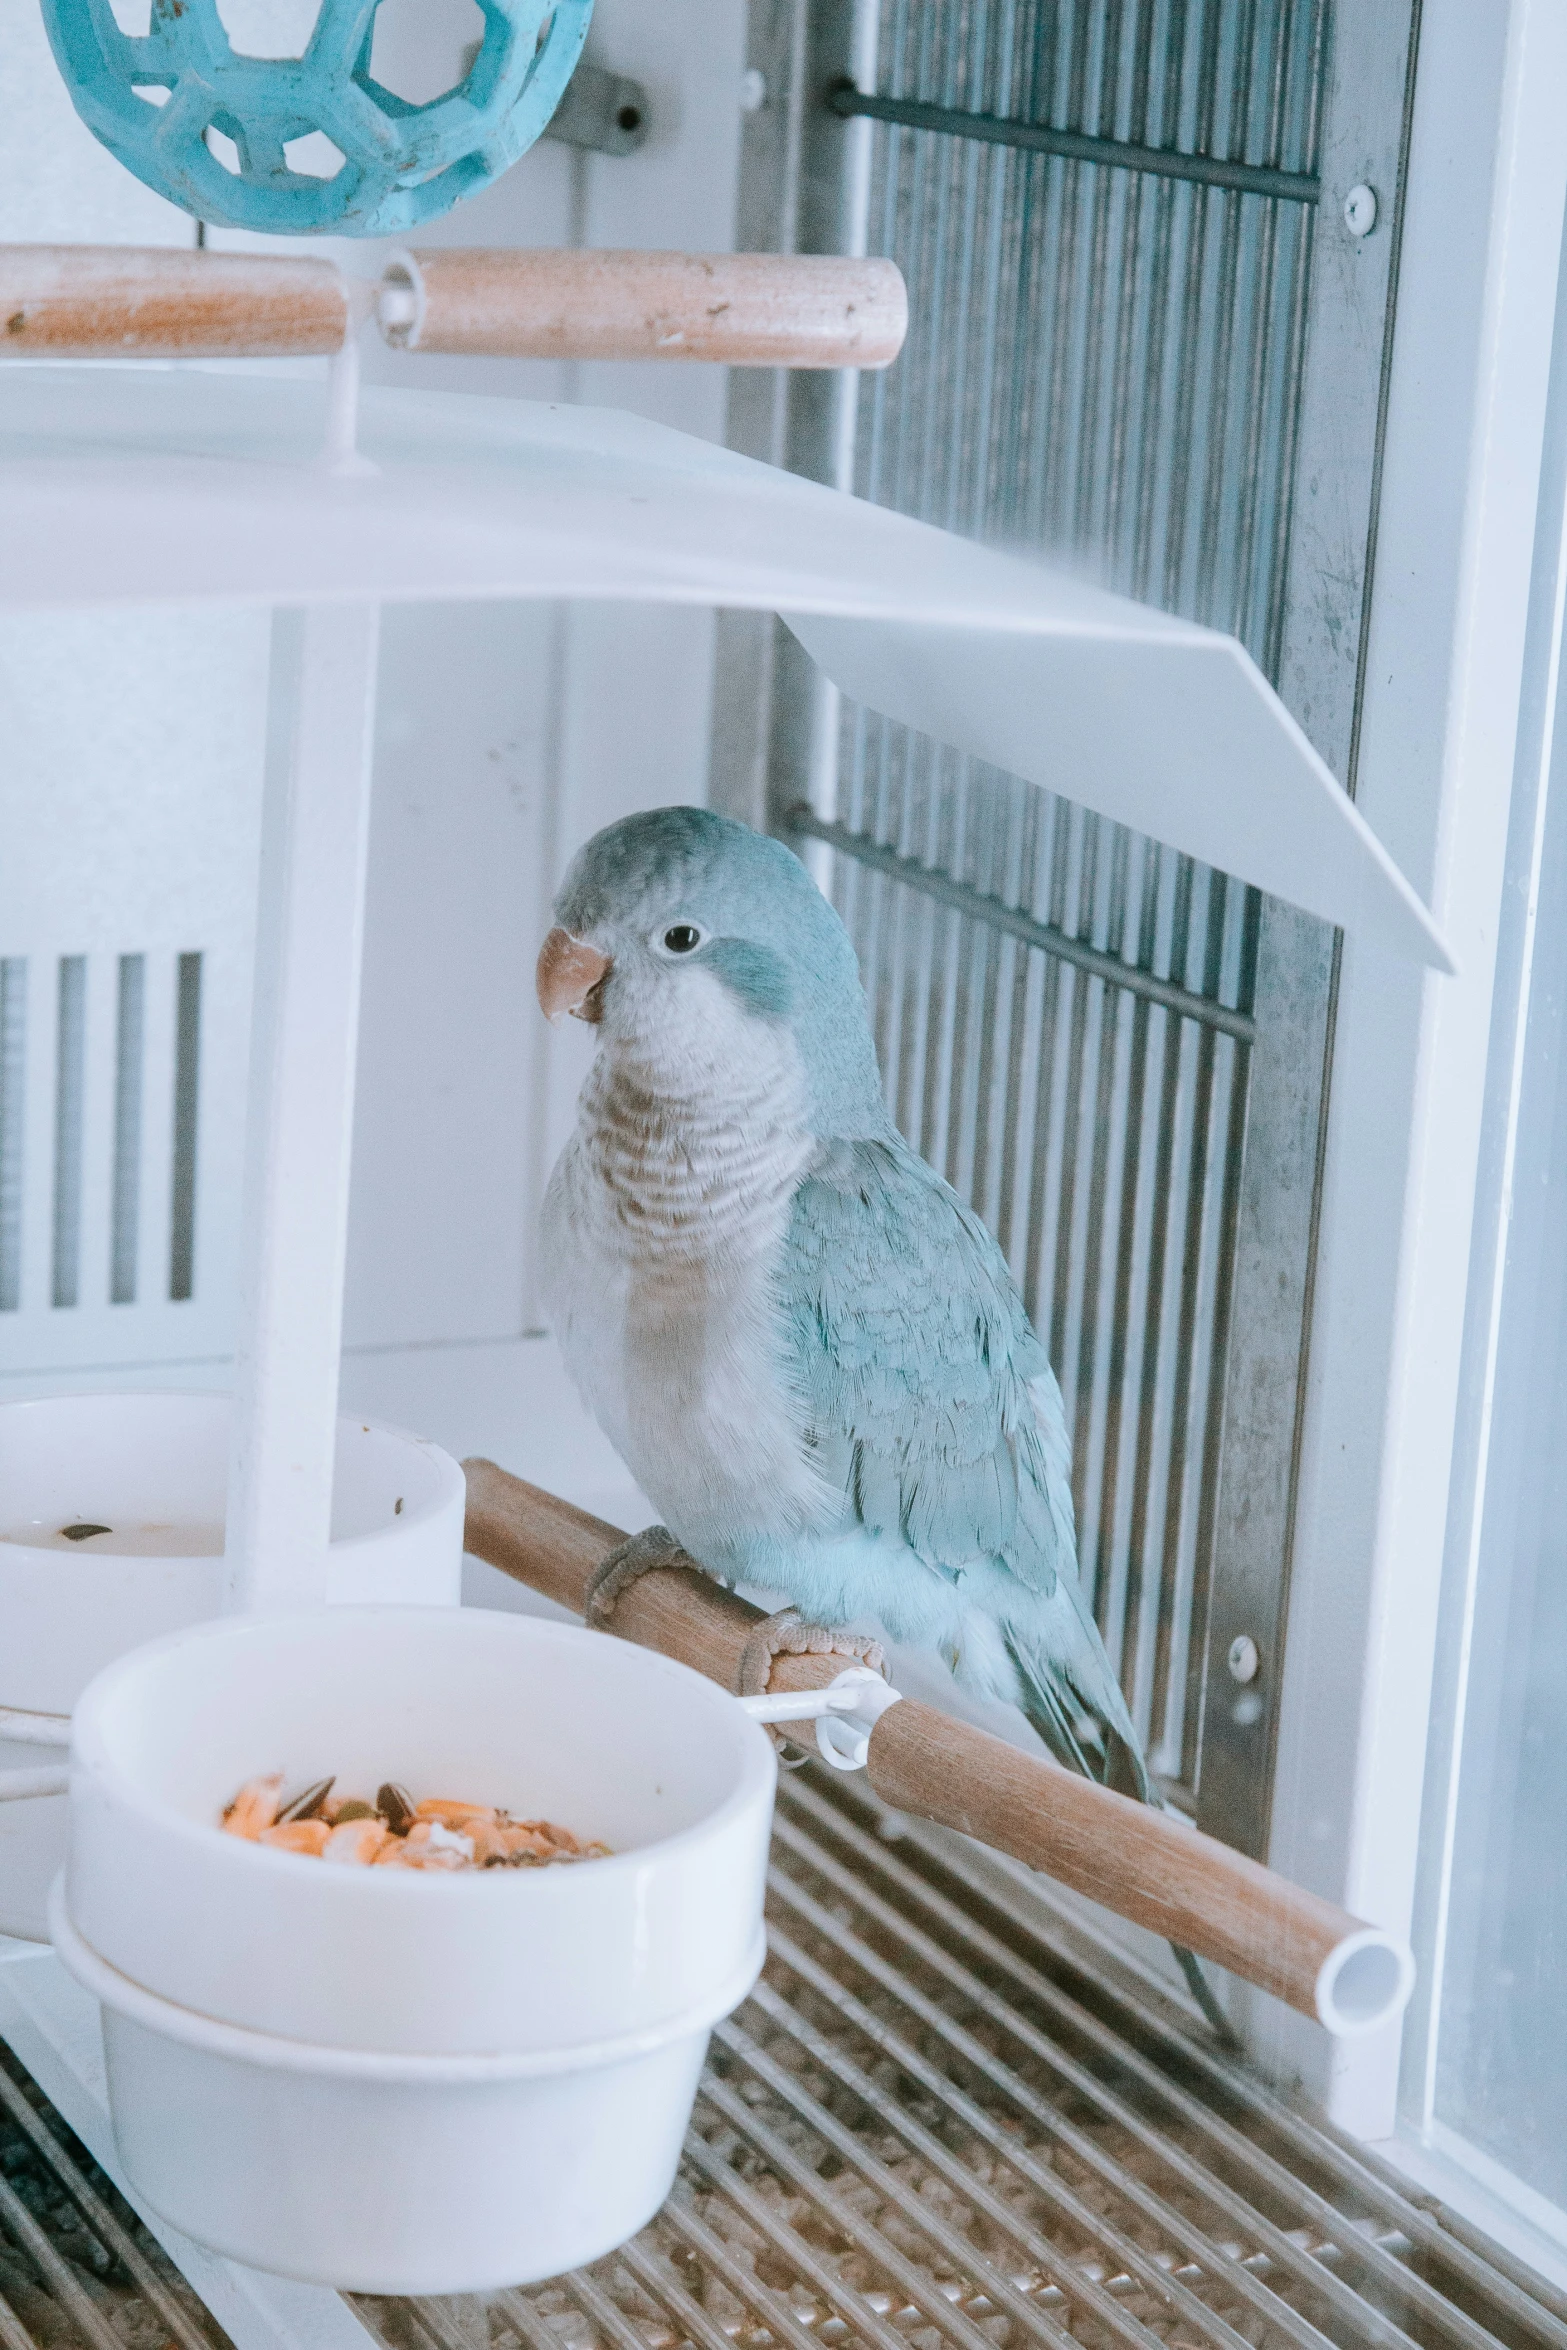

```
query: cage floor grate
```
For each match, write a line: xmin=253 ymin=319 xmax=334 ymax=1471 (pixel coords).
xmin=3 ymin=1771 xmax=1565 ymax=2350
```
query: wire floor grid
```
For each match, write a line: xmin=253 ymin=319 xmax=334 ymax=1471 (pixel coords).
xmin=3 ymin=1772 xmax=1564 ymax=2350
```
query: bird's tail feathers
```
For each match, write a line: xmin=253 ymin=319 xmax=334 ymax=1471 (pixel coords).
xmin=1002 ymin=1625 xmax=1239 ymax=2050
xmin=1002 ymin=1618 xmax=1150 ymax=1802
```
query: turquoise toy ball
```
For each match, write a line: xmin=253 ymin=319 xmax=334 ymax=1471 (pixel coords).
xmin=40 ymin=0 xmax=593 ymax=237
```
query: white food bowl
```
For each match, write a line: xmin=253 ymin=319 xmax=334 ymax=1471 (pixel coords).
xmin=56 ymin=1607 xmax=775 ymax=2292
xmin=0 ymin=1392 xmax=463 ymax=1941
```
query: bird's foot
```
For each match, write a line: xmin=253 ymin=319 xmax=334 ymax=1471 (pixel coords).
xmin=737 ymin=1609 xmax=888 ymax=1764
xmin=736 ymin=1607 xmax=887 ymax=1694
xmin=582 ymin=1525 xmax=686 ymax=1629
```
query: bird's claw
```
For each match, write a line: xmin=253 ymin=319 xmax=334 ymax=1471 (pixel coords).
xmin=582 ymin=1525 xmax=686 ymax=1629
xmin=737 ymin=1609 xmax=888 ymax=1763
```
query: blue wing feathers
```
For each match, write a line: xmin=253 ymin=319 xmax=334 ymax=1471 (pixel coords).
xmin=777 ymin=1134 xmax=1142 ymax=1776
xmin=779 ymin=1135 xmax=1066 ymax=1589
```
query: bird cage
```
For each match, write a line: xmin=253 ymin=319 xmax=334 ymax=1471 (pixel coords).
xmin=6 ymin=0 xmax=1567 ymax=2323
xmin=0 ymin=254 xmax=1434 ymax=2285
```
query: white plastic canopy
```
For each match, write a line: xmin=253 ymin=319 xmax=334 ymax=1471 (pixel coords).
xmin=0 ymin=364 xmax=1450 ymax=971
xmin=0 ymin=358 xmax=1452 ymax=1617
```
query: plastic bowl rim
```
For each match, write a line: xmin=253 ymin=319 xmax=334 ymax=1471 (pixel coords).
xmin=70 ymin=1604 xmax=778 ymax=1898
xmin=0 ymin=1389 xmax=462 ymax=1551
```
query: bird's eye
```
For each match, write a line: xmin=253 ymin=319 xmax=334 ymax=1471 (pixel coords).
xmin=659 ymin=923 xmax=705 ymax=956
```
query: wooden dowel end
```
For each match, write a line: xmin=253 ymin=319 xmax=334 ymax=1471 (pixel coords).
xmin=460 ymin=1459 xmax=1413 ymax=2035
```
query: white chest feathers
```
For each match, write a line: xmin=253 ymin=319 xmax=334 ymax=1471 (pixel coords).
xmin=540 ymin=974 xmax=832 ymax=1551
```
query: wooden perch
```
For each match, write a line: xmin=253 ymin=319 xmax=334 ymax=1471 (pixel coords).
xmin=0 ymin=246 xmax=348 ymax=358
xmin=0 ymin=245 xmax=906 ymax=371
xmin=379 ymin=249 xmax=907 ymax=367
xmin=463 ymin=1459 xmax=1414 ymax=2038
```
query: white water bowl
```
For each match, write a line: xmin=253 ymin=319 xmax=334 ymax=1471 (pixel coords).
xmin=58 ymin=1608 xmax=774 ymax=2291
xmin=0 ymin=1392 xmax=464 ymax=1715
xmin=0 ymin=1391 xmax=463 ymax=1941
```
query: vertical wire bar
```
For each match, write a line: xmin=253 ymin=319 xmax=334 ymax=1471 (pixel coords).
xmin=73 ymin=949 xmax=116 ymax=1319
xmin=1098 ymin=840 xmax=1163 ymax=1686
xmin=133 ymin=949 xmax=177 ymax=1326
xmin=1048 ymin=817 xmax=1100 ymax=1377
xmin=1261 ymin=0 xmax=1328 ymax=682
xmin=857 ymin=719 xmax=896 ymax=1082
xmin=1192 ymin=0 xmax=1258 ymax=624
xmin=965 ymin=778 xmax=1009 ymax=1214
xmin=873 ymin=781 xmax=909 ymax=1112
xmin=918 ymin=767 xmax=958 ymax=1165
xmin=1022 ymin=798 xmax=1073 ymax=1329
xmin=168 ymin=952 xmax=202 ymax=1304
xmin=975 ymin=0 xmax=1021 ymax=549
xmin=0 ymin=960 xmax=24 ymax=1313
xmin=944 ymin=812 xmax=982 ymax=1196
xmin=1160 ymin=0 xmax=1225 ymax=612
xmin=109 ymin=952 xmax=144 ymax=1307
xmin=995 ymin=787 xmax=1042 ymax=1259
xmin=49 ymin=956 xmax=85 ymax=1312
xmin=915 ymin=767 xmax=954 ymax=1166
xmin=942 ymin=771 xmax=983 ymax=1192
xmin=1037 ymin=17 xmax=1094 ymax=541
xmin=1015 ymin=30 xmax=1071 ymax=550
xmin=1261 ymin=196 xmax=1313 ymax=680
xmin=1130 ymin=0 xmax=1190 ymax=601
xmin=1172 ymin=876 xmax=1232 ymax=1781
xmin=1103 ymin=0 xmax=1157 ymax=570
xmin=878 ymin=728 xmax=911 ymax=1123
xmin=904 ymin=9 xmax=956 ymax=527
xmin=882 ymin=685 xmax=930 ymax=1140
xmin=1184 ymin=883 xmax=1262 ymax=1792
xmin=1226 ymin=0 xmax=1291 ymax=650
xmin=1071 ymin=0 xmax=1129 ymax=556
xmin=1076 ymin=829 xmax=1132 ymax=1616
xmin=938 ymin=2 xmax=988 ymax=546
xmin=900 ymin=752 xmax=943 ymax=1145
xmin=1142 ymin=860 xmax=1197 ymax=1762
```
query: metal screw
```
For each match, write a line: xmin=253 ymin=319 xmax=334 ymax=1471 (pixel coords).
xmin=1343 ymin=183 xmax=1378 ymax=238
xmin=1227 ymin=1633 xmax=1260 ymax=1685
xmin=740 ymin=67 xmax=767 ymax=113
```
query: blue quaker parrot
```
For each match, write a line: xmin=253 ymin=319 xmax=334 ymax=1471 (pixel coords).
xmin=537 ymin=806 xmax=1227 ymax=2030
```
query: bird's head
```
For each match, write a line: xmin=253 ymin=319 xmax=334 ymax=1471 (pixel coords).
xmin=537 ymin=806 xmax=888 ymax=1138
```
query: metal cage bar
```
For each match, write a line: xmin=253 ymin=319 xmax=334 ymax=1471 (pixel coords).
xmin=715 ymin=0 xmax=1402 ymax=1839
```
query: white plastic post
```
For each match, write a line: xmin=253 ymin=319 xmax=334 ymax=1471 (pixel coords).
xmin=225 ymin=604 xmax=380 ymax=1614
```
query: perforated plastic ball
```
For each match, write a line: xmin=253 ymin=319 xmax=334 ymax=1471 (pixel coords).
xmin=41 ymin=0 xmax=593 ymax=238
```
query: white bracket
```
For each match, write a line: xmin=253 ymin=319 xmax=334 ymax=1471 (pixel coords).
xmin=0 ymin=1708 xmax=70 ymax=1802
xmin=738 ymin=1666 xmax=902 ymax=1772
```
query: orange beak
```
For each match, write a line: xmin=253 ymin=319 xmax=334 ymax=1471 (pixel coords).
xmin=536 ymin=927 xmax=612 ymax=1024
